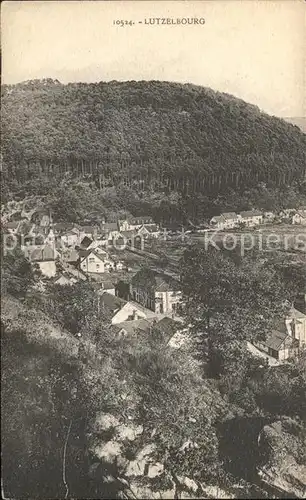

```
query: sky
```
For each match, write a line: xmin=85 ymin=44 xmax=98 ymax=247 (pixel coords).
xmin=2 ymin=0 xmax=305 ymax=118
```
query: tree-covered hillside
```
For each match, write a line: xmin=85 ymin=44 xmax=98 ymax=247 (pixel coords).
xmin=2 ymin=79 xmax=306 ymax=194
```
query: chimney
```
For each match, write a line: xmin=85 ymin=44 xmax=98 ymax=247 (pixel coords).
xmin=133 ymin=309 xmax=139 ymax=320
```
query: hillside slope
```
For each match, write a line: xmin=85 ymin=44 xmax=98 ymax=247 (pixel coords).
xmin=2 ymin=79 xmax=306 ymax=192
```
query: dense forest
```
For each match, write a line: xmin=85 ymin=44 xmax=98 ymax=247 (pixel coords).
xmin=2 ymin=79 xmax=306 ymax=192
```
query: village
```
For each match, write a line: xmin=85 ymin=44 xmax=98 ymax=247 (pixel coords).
xmin=2 ymin=204 xmax=306 ymax=364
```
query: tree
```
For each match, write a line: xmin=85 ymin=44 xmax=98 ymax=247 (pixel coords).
xmin=45 ymin=281 xmax=105 ymax=334
xmin=1 ymin=245 xmax=41 ymax=298
xmin=180 ymin=246 xmax=291 ymax=392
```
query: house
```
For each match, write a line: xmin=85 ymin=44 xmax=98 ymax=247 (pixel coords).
xmin=264 ymin=211 xmax=275 ymax=221
xmin=295 ymin=292 xmax=306 ymax=314
xmin=100 ymin=292 xmax=155 ymax=324
xmin=79 ymin=236 xmax=94 ymax=249
xmin=256 ymin=307 xmax=306 ymax=361
xmin=79 ymin=248 xmax=115 ymax=274
xmin=79 ymin=225 xmax=99 ymax=240
xmin=256 ymin=326 xmax=299 ymax=362
xmin=27 ymin=244 xmax=57 ymax=277
xmin=130 ymin=270 xmax=182 ymax=314
xmin=118 ymin=219 xmax=131 ymax=232
xmin=58 ymin=229 xmax=82 ymax=247
xmin=118 ymin=216 xmax=155 ymax=231
xmin=279 ymin=208 xmax=296 ymax=220
xmin=61 ymin=247 xmax=79 ymax=265
xmin=113 ymin=318 xmax=156 ymax=337
xmin=20 ymin=233 xmax=46 ymax=251
xmin=31 ymin=210 xmax=52 ymax=227
xmin=210 ymin=215 xmax=226 ymax=231
xmin=54 ymin=274 xmax=78 ymax=286
xmin=114 ymin=230 xmax=141 ymax=249
xmin=137 ymin=224 xmax=160 ymax=239
xmin=286 ymin=307 xmax=306 ymax=346
xmin=100 ymin=222 xmax=121 ymax=241
xmin=87 ymin=236 xmax=109 ymax=250
xmin=39 ymin=214 xmax=52 ymax=227
xmin=210 ymin=212 xmax=240 ymax=230
xmin=292 ymin=209 xmax=306 ymax=225
xmin=239 ymin=210 xmax=263 ymax=227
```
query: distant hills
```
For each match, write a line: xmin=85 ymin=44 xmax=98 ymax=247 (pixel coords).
xmin=1 ymin=79 xmax=306 ymax=194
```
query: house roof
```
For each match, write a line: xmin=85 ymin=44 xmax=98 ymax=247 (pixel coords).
xmin=79 ymin=249 xmax=106 ymax=263
xmin=240 ymin=210 xmax=262 ymax=218
xmin=114 ymin=318 xmax=155 ymax=336
xmin=287 ymin=307 xmax=306 ymax=320
xmin=155 ymin=275 xmax=180 ymax=292
xmin=222 ymin=212 xmax=239 ymax=220
xmin=62 ymin=229 xmax=80 ymax=236
xmin=132 ymin=270 xmax=180 ymax=292
xmin=101 ymin=222 xmax=118 ymax=231
xmin=29 ymin=245 xmax=56 ymax=262
xmin=144 ymin=224 xmax=159 ymax=233
xmin=137 ymin=225 xmax=150 ymax=233
xmin=80 ymin=225 xmax=98 ymax=234
xmin=210 ymin=215 xmax=225 ymax=223
xmin=80 ymin=236 xmax=93 ymax=248
xmin=264 ymin=329 xmax=290 ymax=351
xmin=100 ymin=292 xmax=126 ymax=312
xmin=54 ymin=275 xmax=74 ymax=286
xmin=131 ymin=216 xmax=154 ymax=224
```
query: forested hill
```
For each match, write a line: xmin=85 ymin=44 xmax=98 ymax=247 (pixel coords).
xmin=1 ymin=79 xmax=306 ymax=193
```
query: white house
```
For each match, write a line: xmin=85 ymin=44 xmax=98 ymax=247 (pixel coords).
xmin=79 ymin=225 xmax=99 ymax=240
xmin=292 ymin=209 xmax=306 ymax=225
xmin=79 ymin=248 xmax=115 ymax=274
xmin=263 ymin=211 xmax=275 ymax=222
xmin=100 ymin=292 xmax=156 ymax=324
xmin=27 ymin=244 xmax=57 ymax=278
xmin=54 ymin=274 xmax=78 ymax=286
xmin=118 ymin=216 xmax=155 ymax=231
xmin=59 ymin=229 xmax=82 ymax=247
xmin=286 ymin=307 xmax=306 ymax=347
xmin=210 ymin=212 xmax=240 ymax=230
xmin=137 ymin=224 xmax=160 ymax=239
xmin=279 ymin=208 xmax=296 ymax=220
xmin=239 ymin=211 xmax=263 ymax=227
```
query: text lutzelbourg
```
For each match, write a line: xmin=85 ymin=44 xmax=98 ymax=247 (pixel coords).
xmin=113 ymin=18 xmax=206 ymax=27
xmin=142 ymin=18 xmax=205 ymax=25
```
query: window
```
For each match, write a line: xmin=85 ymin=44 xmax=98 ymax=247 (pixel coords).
xmin=89 ymin=257 xmax=95 ymax=263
